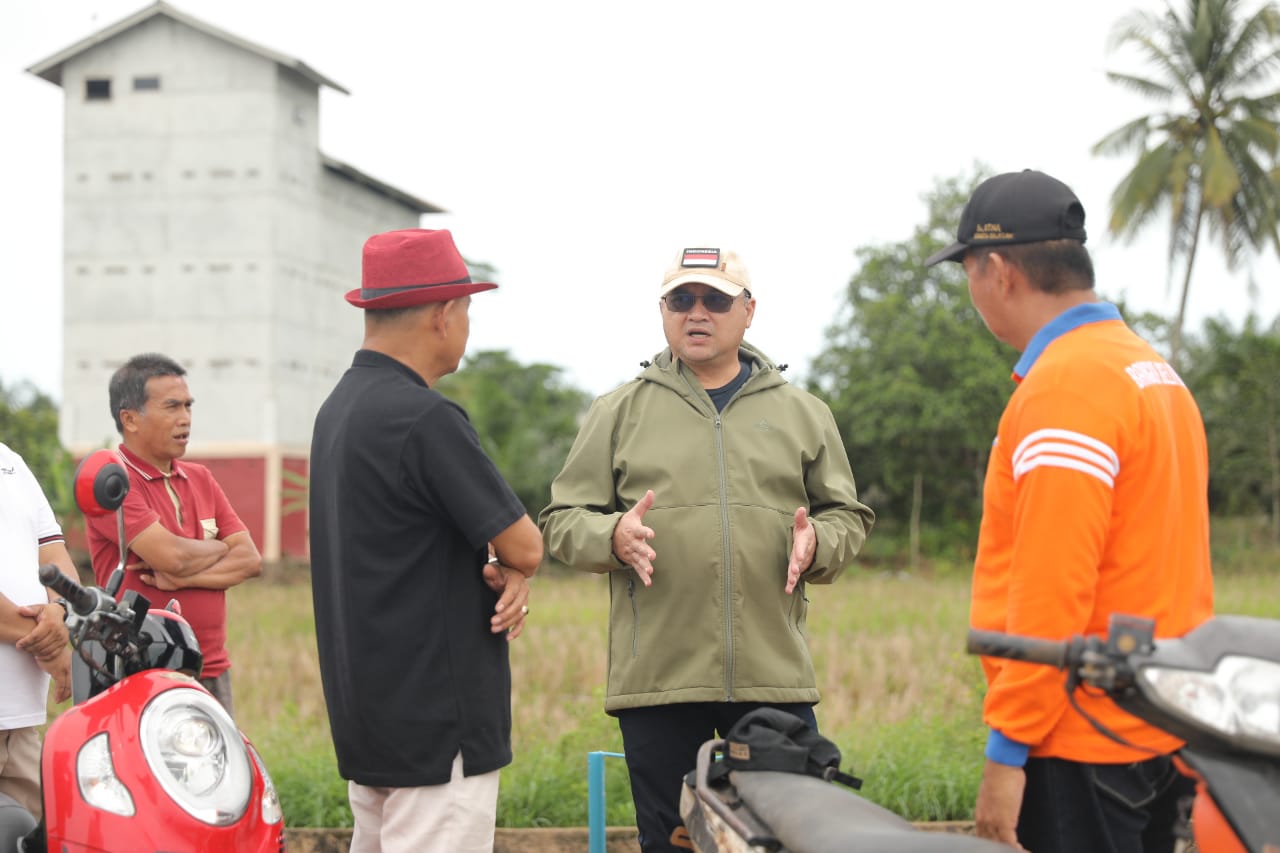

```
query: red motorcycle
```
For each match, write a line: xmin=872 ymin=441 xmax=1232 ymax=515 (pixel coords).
xmin=968 ymin=613 xmax=1280 ymax=853
xmin=0 ymin=449 xmax=284 ymax=852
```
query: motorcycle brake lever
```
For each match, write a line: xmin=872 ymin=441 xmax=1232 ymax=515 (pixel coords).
xmin=1078 ymin=648 xmax=1136 ymax=692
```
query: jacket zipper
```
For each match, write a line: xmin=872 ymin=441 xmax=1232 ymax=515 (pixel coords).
xmin=714 ymin=413 xmax=733 ymax=700
xmin=678 ymin=364 xmax=750 ymax=701
xmin=627 ymin=577 xmax=638 ymax=658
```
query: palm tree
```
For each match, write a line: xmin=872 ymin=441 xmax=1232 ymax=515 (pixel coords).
xmin=1094 ymin=0 xmax=1280 ymax=364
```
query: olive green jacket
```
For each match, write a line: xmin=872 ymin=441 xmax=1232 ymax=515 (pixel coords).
xmin=539 ymin=343 xmax=874 ymax=712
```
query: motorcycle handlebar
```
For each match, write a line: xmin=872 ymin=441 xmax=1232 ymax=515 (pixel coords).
xmin=966 ymin=629 xmax=1071 ymax=668
xmin=38 ymin=563 xmax=98 ymax=616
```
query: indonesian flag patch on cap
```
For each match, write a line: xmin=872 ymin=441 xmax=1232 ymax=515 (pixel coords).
xmin=681 ymin=248 xmax=720 ymax=268
xmin=660 ymin=245 xmax=751 ymax=296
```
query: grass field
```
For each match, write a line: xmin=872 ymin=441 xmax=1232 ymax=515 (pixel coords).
xmin=214 ymin=543 xmax=1279 ymax=828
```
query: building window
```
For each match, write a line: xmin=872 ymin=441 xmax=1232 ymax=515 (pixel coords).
xmin=133 ymin=75 xmax=160 ymax=91
xmin=85 ymin=78 xmax=111 ymax=100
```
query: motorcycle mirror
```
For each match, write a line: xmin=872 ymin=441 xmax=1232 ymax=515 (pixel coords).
xmin=105 ymin=567 xmax=124 ymax=598
xmin=74 ymin=450 xmax=130 ymax=515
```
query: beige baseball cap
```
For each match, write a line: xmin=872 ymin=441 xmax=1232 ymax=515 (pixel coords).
xmin=660 ymin=247 xmax=752 ymax=297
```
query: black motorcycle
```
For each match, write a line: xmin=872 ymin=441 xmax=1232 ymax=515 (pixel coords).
xmin=968 ymin=612 xmax=1280 ymax=852
xmin=680 ymin=707 xmax=1015 ymax=852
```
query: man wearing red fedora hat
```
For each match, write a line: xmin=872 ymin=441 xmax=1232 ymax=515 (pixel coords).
xmin=309 ymin=228 xmax=543 ymax=852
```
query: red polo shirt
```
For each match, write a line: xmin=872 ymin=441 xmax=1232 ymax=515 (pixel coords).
xmin=85 ymin=445 xmax=248 ymax=677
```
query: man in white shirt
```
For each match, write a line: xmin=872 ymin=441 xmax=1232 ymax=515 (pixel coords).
xmin=0 ymin=443 xmax=77 ymax=820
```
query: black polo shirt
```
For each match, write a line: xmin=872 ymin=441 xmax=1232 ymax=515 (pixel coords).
xmin=309 ymin=350 xmax=528 ymax=787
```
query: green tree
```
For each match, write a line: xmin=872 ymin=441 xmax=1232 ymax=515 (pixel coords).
xmin=1093 ymin=0 xmax=1280 ymax=365
xmin=1183 ymin=313 xmax=1280 ymax=539
xmin=807 ymin=172 xmax=1016 ymax=568
xmin=464 ymin=258 xmax=499 ymax=285
xmin=0 ymin=380 xmax=78 ymax=527
xmin=436 ymin=350 xmax=592 ymax=517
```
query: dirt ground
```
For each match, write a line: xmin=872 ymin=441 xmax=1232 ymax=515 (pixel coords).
xmin=286 ymin=822 xmax=980 ymax=852
xmin=286 ymin=826 xmax=641 ymax=852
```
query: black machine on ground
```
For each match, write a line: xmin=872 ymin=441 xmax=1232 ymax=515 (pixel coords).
xmin=680 ymin=708 xmax=1015 ymax=852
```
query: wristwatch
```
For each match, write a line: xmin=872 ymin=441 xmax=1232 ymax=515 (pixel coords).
xmin=52 ymin=598 xmax=70 ymax=617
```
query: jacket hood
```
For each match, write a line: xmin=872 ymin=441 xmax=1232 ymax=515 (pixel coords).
xmin=639 ymin=340 xmax=786 ymax=403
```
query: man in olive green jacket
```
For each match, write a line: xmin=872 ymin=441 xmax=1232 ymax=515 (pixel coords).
xmin=539 ymin=246 xmax=874 ymax=853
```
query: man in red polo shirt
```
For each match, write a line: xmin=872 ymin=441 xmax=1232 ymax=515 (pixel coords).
xmin=85 ymin=352 xmax=262 ymax=715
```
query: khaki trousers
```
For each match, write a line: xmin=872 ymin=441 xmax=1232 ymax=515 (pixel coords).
xmin=0 ymin=727 xmax=42 ymax=820
xmin=348 ymin=751 xmax=500 ymax=853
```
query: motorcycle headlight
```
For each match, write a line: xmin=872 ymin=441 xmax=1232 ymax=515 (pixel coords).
xmin=77 ymin=732 xmax=136 ymax=817
xmin=139 ymin=687 xmax=252 ymax=825
xmin=1138 ymin=654 xmax=1280 ymax=757
xmin=247 ymin=742 xmax=283 ymax=825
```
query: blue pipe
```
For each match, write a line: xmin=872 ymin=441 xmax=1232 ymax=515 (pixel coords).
xmin=587 ymin=750 xmax=626 ymax=853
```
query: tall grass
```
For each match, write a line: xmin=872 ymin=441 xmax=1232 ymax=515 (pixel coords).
xmin=220 ymin=578 xmax=351 ymax=827
xmin=215 ymin=553 xmax=1279 ymax=828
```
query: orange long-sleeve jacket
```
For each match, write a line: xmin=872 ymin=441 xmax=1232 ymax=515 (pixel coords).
xmin=972 ymin=302 xmax=1215 ymax=763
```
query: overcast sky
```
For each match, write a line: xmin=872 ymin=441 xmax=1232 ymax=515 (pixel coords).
xmin=6 ymin=0 xmax=1280 ymax=402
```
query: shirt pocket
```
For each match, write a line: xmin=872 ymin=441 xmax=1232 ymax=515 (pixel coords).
xmin=200 ymin=518 xmax=219 ymax=540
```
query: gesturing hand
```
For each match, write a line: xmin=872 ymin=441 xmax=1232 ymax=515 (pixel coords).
xmin=785 ymin=507 xmax=816 ymax=594
xmin=612 ymin=489 xmax=657 ymax=587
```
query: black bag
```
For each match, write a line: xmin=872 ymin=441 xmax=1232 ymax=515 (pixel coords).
xmin=708 ymin=708 xmax=862 ymax=789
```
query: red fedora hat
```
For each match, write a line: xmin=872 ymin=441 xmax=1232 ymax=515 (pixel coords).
xmin=346 ymin=228 xmax=497 ymax=309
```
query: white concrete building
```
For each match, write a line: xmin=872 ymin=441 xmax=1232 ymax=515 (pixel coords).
xmin=28 ymin=1 xmax=441 ymax=559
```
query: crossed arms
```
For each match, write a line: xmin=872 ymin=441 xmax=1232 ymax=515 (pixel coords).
xmin=128 ymin=523 xmax=262 ymax=591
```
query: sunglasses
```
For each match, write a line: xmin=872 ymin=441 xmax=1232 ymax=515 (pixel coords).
xmin=660 ymin=290 xmax=747 ymax=313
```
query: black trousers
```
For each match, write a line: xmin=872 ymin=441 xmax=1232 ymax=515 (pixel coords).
xmin=199 ymin=670 xmax=234 ymax=719
xmin=1018 ymin=754 xmax=1195 ymax=853
xmin=615 ymin=702 xmax=818 ymax=853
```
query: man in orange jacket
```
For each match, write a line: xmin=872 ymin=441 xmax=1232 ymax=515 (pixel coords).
xmin=927 ymin=170 xmax=1214 ymax=852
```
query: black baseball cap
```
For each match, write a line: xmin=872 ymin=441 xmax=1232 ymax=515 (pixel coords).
xmin=924 ymin=169 xmax=1087 ymax=267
